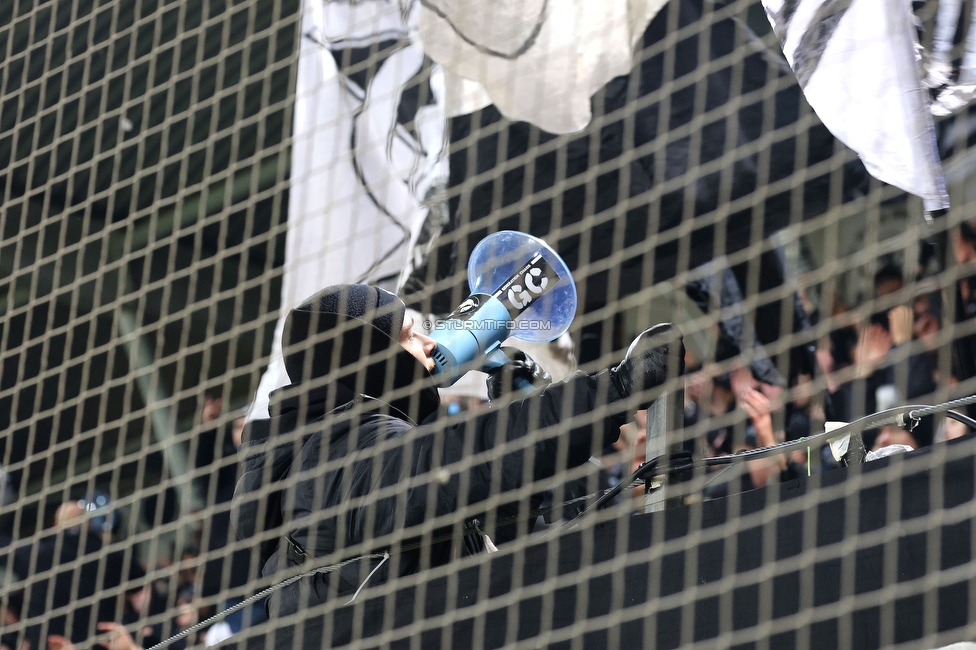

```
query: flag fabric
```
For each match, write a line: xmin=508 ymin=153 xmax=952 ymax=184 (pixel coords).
xmin=417 ymin=0 xmax=669 ymax=134
xmin=249 ymin=0 xmax=448 ymax=419
xmin=924 ymin=0 xmax=963 ymax=89
xmin=926 ymin=0 xmax=976 ymax=116
xmin=762 ymin=0 xmax=949 ymax=212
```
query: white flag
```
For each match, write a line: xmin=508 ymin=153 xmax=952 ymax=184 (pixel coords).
xmin=249 ymin=0 xmax=448 ymax=419
xmin=417 ymin=0 xmax=668 ymax=134
xmin=763 ymin=0 xmax=949 ymax=212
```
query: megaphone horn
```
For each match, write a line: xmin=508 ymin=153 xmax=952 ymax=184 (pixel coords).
xmin=429 ymin=231 xmax=577 ymax=386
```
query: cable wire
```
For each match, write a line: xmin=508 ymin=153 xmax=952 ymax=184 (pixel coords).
xmin=946 ymin=410 xmax=976 ymax=432
xmin=907 ymin=394 xmax=976 ymax=421
xmin=145 ymin=553 xmax=389 ymax=650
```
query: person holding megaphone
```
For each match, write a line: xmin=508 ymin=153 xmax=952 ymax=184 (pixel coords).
xmin=233 ymin=244 xmax=681 ymax=648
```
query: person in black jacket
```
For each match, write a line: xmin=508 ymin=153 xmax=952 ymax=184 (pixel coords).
xmin=231 ymin=284 xmax=681 ymax=645
xmin=12 ymin=500 xmax=138 ymax=650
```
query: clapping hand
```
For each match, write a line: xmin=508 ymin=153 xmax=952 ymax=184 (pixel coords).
xmin=887 ymin=306 xmax=913 ymax=346
xmin=854 ymin=324 xmax=892 ymax=378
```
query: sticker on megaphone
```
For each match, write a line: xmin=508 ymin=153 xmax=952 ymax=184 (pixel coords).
xmin=443 ymin=253 xmax=560 ymax=323
xmin=494 ymin=253 xmax=560 ymax=317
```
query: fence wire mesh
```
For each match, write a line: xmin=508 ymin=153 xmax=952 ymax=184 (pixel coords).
xmin=1 ymin=0 xmax=976 ymax=649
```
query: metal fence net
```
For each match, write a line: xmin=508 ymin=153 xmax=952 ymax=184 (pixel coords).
xmin=2 ymin=0 xmax=976 ymax=648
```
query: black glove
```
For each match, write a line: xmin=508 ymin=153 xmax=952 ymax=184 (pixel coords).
xmin=609 ymin=323 xmax=683 ymax=401
xmin=486 ymin=347 xmax=552 ymax=400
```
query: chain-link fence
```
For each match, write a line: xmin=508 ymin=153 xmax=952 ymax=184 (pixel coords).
xmin=2 ymin=0 xmax=976 ymax=648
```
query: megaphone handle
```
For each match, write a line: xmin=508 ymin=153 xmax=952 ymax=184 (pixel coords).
xmin=512 ymin=376 xmax=535 ymax=392
xmin=482 ymin=348 xmax=510 ymax=371
xmin=482 ymin=348 xmax=536 ymax=394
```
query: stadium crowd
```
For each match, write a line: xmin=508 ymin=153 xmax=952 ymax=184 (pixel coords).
xmin=609 ymin=222 xmax=976 ymax=496
xmin=0 ymin=393 xmax=251 ymax=650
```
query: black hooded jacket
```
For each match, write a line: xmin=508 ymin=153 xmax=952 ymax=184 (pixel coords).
xmin=231 ymin=285 xmax=629 ymax=625
xmin=234 ymin=372 xmax=627 ymax=611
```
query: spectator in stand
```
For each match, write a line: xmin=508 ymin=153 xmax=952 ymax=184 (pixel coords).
xmin=937 ymin=411 xmax=972 ymax=442
xmin=784 ymin=371 xmax=821 ymax=443
xmin=690 ymin=369 xmax=736 ymax=459
xmin=693 ymin=362 xmax=811 ymax=498
xmin=951 ymin=221 xmax=976 ymax=421
xmin=739 ymin=387 xmax=790 ymax=489
xmin=871 ymin=424 xmax=920 ymax=450
xmin=832 ymin=264 xmax=938 ymax=450
xmin=191 ymin=393 xmax=250 ymax=623
xmin=0 ymin=589 xmax=24 ymax=650
xmin=726 ymin=366 xmax=806 ymax=490
xmin=873 ymin=263 xmax=904 ymax=298
xmin=172 ymin=585 xmax=201 ymax=650
xmin=12 ymin=495 xmax=139 ymax=650
xmin=816 ymin=296 xmax=859 ymax=424
xmin=116 ymin=566 xmax=167 ymax=649
xmin=194 ymin=392 xmax=239 ymax=507
xmin=783 ymin=369 xmax=828 ymax=469
xmin=612 ymin=410 xmax=651 ymax=504
xmin=826 ymin=296 xmax=859 ymax=372
xmin=48 ymin=623 xmax=143 ymax=650
xmin=177 ymin=543 xmax=200 ymax=592
xmin=912 ymin=291 xmax=942 ymax=353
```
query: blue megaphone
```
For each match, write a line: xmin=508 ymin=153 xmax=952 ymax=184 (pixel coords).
xmin=429 ymin=231 xmax=577 ymax=386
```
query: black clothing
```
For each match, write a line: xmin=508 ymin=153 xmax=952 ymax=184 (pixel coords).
xmin=194 ymin=421 xmax=240 ymax=506
xmin=281 ymin=284 xmax=440 ymax=424
xmin=610 ymin=323 xmax=684 ymax=400
xmin=194 ymin=420 xmax=251 ymax=598
xmin=12 ymin=529 xmax=132 ymax=649
xmin=830 ymin=325 xmax=859 ymax=369
xmin=119 ymin=587 xmax=170 ymax=649
xmin=283 ymin=284 xmax=404 ymax=385
xmin=232 ymin=284 xmax=650 ymax=648
xmin=953 ymin=274 xmax=976 ymax=420
xmin=786 ymin=409 xmax=812 ymax=442
xmin=232 ymin=369 xmax=626 ymax=623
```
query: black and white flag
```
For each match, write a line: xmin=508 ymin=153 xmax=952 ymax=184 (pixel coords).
xmin=417 ymin=0 xmax=669 ymax=134
xmin=249 ymin=0 xmax=448 ymax=419
xmin=925 ymin=0 xmax=976 ymax=116
xmin=763 ymin=0 xmax=949 ymax=212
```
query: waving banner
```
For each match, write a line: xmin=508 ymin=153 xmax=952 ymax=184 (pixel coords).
xmin=250 ymin=0 xmax=448 ymax=419
xmin=417 ymin=0 xmax=668 ymax=134
xmin=762 ymin=0 xmax=949 ymax=213
xmin=925 ymin=0 xmax=976 ymax=116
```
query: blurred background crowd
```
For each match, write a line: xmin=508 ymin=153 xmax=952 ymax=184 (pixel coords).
xmin=0 ymin=390 xmax=252 ymax=650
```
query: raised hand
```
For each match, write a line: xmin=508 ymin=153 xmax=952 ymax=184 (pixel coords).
xmin=887 ymin=305 xmax=914 ymax=346
xmin=95 ymin=623 xmax=142 ymax=650
xmin=854 ymin=324 xmax=892 ymax=378
xmin=740 ymin=389 xmax=776 ymax=447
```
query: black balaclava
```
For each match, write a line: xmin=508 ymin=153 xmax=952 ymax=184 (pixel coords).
xmin=281 ymin=284 xmax=440 ymax=423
